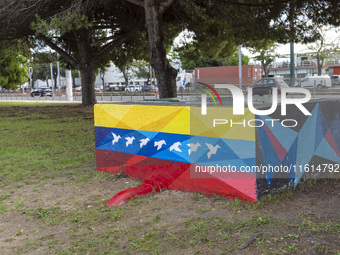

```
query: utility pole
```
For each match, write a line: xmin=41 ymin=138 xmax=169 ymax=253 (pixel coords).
xmin=289 ymin=0 xmax=295 ymax=87
xmin=238 ymin=45 xmax=242 ymax=90
xmin=20 ymin=63 xmax=25 ymax=94
xmin=66 ymin=69 xmax=73 ymax=101
xmin=49 ymin=50 xmax=54 ymax=90
xmin=290 ymin=43 xmax=295 ymax=86
xmin=98 ymin=68 xmax=102 ymax=93
xmin=29 ymin=67 xmax=33 ymax=93
xmin=57 ymin=53 xmax=61 ymax=91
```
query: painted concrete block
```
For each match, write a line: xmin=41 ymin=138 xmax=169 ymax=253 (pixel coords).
xmin=94 ymin=101 xmax=340 ymax=201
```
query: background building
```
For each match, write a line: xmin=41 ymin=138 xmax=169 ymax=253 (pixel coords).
xmin=268 ymin=51 xmax=340 ymax=78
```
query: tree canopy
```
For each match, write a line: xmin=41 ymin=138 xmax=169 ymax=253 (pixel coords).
xmin=1 ymin=0 xmax=149 ymax=104
xmin=0 ymin=0 xmax=339 ymax=104
xmin=177 ymin=43 xmax=250 ymax=70
xmin=249 ymin=40 xmax=279 ymax=77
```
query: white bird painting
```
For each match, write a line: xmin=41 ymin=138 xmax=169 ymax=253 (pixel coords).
xmin=154 ymin=140 xmax=166 ymax=151
xmin=112 ymin=132 xmax=121 ymax=145
xmin=170 ymin=142 xmax=182 ymax=152
xmin=140 ymin=138 xmax=150 ymax=148
xmin=205 ymin=143 xmax=221 ymax=159
xmin=125 ymin=136 xmax=135 ymax=147
xmin=188 ymin=143 xmax=201 ymax=155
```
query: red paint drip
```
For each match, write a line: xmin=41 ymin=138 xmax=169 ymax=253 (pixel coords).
xmin=107 ymin=180 xmax=164 ymax=206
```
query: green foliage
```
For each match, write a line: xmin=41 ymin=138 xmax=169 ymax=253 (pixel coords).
xmin=1 ymin=0 xmax=338 ymax=103
xmin=36 ymin=208 xmax=54 ymax=218
xmin=31 ymin=52 xmax=52 ymax=82
xmin=30 ymin=51 xmax=68 ymax=83
xmin=225 ymin=52 xmax=250 ymax=66
xmin=0 ymin=43 xmax=29 ymax=89
xmin=32 ymin=63 xmax=50 ymax=82
xmin=131 ymin=60 xmax=151 ymax=81
xmin=249 ymin=40 xmax=279 ymax=76
xmin=178 ymin=45 xmax=249 ymax=69
xmin=307 ymin=26 xmax=340 ymax=75
xmin=32 ymin=13 xmax=93 ymax=37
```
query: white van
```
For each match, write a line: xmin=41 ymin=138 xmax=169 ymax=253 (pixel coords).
xmin=298 ymin=76 xmax=332 ymax=89
xmin=176 ymin=71 xmax=193 ymax=92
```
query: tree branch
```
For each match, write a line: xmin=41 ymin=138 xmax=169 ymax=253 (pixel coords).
xmin=95 ymin=36 xmax=127 ymax=60
xmin=37 ymin=34 xmax=80 ymax=69
xmin=222 ymin=0 xmax=290 ymax=7
xmin=125 ymin=0 xmax=144 ymax=8
xmin=159 ymin=0 xmax=176 ymax=14
xmin=90 ymin=35 xmax=117 ymax=47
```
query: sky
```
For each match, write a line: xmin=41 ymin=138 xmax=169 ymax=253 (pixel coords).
xmin=246 ymin=26 xmax=340 ymax=63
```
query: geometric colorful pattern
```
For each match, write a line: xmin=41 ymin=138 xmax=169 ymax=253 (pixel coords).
xmin=257 ymin=103 xmax=340 ymax=188
xmin=94 ymin=102 xmax=340 ymax=202
xmin=189 ymin=107 xmax=256 ymax=173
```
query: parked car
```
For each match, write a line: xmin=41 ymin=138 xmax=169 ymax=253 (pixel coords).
xmin=248 ymin=78 xmax=289 ymax=96
xmin=142 ymin=85 xmax=150 ymax=92
xmin=331 ymin=75 xmax=340 ymax=86
xmin=297 ymin=76 xmax=332 ymax=89
xmin=141 ymin=85 xmax=158 ymax=93
xmin=30 ymin=88 xmax=53 ymax=97
xmin=283 ymin=78 xmax=299 ymax=87
xmin=125 ymin=85 xmax=142 ymax=93
xmin=106 ymin=85 xmax=120 ymax=91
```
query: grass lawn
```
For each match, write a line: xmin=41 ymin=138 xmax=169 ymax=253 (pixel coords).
xmin=0 ymin=102 xmax=339 ymax=255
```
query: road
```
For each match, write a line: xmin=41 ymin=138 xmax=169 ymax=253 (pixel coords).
xmin=0 ymin=93 xmax=161 ymax=103
xmin=1 ymin=91 xmax=340 ymax=104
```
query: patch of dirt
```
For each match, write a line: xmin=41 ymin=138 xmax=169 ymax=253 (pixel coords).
xmin=0 ymin=175 xmax=139 ymax=254
xmin=0 ymin=174 xmax=339 ymax=254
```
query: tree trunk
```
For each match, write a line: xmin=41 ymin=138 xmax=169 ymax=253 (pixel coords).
xmin=76 ymin=29 xmax=97 ymax=105
xmin=317 ymin=52 xmax=322 ymax=76
xmin=80 ymin=66 xmax=96 ymax=105
xmin=147 ymin=64 xmax=151 ymax=85
xmin=262 ymin=60 xmax=268 ymax=78
xmin=45 ymin=75 xmax=49 ymax=88
xmin=144 ymin=0 xmax=177 ymax=98
xmin=123 ymin=71 xmax=129 ymax=86
xmin=54 ymin=72 xmax=58 ymax=90
xmin=100 ymin=72 xmax=105 ymax=88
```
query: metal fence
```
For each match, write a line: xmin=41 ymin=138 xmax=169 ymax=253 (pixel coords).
xmin=1 ymin=78 xmax=340 ymax=103
xmin=0 ymin=91 xmax=161 ymax=102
